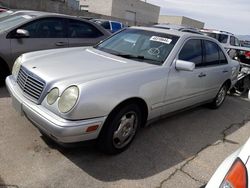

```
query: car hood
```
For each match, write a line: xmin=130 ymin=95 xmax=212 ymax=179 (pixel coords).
xmin=21 ymin=47 xmax=154 ymax=85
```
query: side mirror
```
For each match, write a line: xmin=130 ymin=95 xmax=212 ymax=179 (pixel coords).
xmin=176 ymin=60 xmax=195 ymax=71
xmin=15 ymin=29 xmax=30 ymax=38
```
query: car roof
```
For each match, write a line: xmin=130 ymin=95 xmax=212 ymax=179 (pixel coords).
xmin=154 ymin=23 xmax=194 ymax=30
xmin=153 ymin=24 xmax=203 ymax=35
xmin=7 ymin=10 xmax=79 ymax=19
xmin=131 ymin=26 xmax=203 ymax=38
xmin=92 ymin=18 xmax=122 ymax=23
xmin=200 ymin=29 xmax=234 ymax=35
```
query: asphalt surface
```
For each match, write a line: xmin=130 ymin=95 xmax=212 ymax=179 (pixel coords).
xmin=0 ymin=85 xmax=250 ymax=188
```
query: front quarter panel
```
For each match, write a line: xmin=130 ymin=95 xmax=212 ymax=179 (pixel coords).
xmin=66 ymin=66 xmax=169 ymax=120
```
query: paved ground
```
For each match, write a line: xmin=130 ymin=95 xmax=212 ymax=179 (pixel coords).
xmin=0 ymin=86 xmax=250 ymax=188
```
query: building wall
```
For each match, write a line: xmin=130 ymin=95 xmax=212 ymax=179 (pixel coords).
xmin=0 ymin=0 xmax=148 ymax=26
xmin=182 ymin=16 xmax=204 ymax=29
xmin=111 ymin=0 xmax=160 ymax=25
xmin=66 ymin=0 xmax=79 ymax=10
xmin=79 ymin=0 xmax=160 ymax=25
xmin=79 ymin=0 xmax=113 ymax=16
xmin=158 ymin=15 xmax=204 ymax=29
xmin=158 ymin=15 xmax=183 ymax=25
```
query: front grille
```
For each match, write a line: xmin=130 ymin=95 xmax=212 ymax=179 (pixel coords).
xmin=17 ymin=67 xmax=45 ymax=102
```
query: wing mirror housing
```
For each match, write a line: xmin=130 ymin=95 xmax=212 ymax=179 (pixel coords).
xmin=176 ymin=60 xmax=195 ymax=71
xmin=15 ymin=29 xmax=30 ymax=38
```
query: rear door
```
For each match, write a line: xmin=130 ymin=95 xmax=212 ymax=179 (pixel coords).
xmin=201 ymin=40 xmax=230 ymax=98
xmin=67 ymin=19 xmax=106 ymax=47
xmin=9 ymin=17 xmax=68 ymax=62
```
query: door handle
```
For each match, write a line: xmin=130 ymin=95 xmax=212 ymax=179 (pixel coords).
xmin=55 ymin=42 xmax=66 ymax=47
xmin=198 ymin=72 xmax=206 ymax=78
xmin=222 ymin=70 xmax=229 ymax=73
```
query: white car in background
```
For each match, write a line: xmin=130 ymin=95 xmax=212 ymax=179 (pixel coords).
xmin=200 ymin=29 xmax=250 ymax=59
xmin=206 ymin=137 xmax=250 ymax=188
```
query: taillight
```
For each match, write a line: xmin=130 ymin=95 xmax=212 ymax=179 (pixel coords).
xmin=220 ymin=158 xmax=248 ymax=188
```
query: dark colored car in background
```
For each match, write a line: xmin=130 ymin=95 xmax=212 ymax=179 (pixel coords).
xmin=91 ymin=19 xmax=124 ymax=33
xmin=0 ymin=10 xmax=111 ymax=84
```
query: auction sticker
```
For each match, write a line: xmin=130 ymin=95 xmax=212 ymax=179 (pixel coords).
xmin=150 ymin=36 xmax=172 ymax=44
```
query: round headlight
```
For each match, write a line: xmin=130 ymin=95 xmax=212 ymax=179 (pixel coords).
xmin=58 ymin=86 xmax=79 ymax=113
xmin=47 ymin=88 xmax=59 ymax=105
xmin=12 ymin=55 xmax=23 ymax=78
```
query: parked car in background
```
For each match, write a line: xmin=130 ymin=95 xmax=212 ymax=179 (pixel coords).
xmin=0 ymin=11 xmax=110 ymax=84
xmin=91 ymin=19 xmax=124 ymax=33
xmin=200 ymin=29 xmax=245 ymax=59
xmin=153 ymin=23 xmax=203 ymax=35
xmin=6 ymin=27 xmax=239 ymax=154
xmin=239 ymin=51 xmax=250 ymax=64
xmin=206 ymin=137 xmax=250 ymax=188
xmin=200 ymin=29 xmax=241 ymax=48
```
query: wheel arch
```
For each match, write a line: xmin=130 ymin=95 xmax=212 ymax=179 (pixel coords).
xmin=101 ymin=97 xmax=149 ymax=134
xmin=224 ymin=79 xmax=232 ymax=90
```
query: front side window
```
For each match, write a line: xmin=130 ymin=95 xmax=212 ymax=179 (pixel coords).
xmin=96 ymin=29 xmax=179 ymax=65
xmin=218 ymin=47 xmax=228 ymax=64
xmin=179 ymin=39 xmax=203 ymax=67
xmin=204 ymin=40 xmax=220 ymax=66
xmin=68 ymin=19 xmax=103 ymax=38
xmin=21 ymin=17 xmax=66 ymax=38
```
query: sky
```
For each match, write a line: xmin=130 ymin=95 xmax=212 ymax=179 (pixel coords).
xmin=146 ymin=0 xmax=250 ymax=35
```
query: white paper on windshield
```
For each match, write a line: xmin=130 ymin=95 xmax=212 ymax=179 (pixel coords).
xmin=150 ymin=36 xmax=172 ymax=44
xmin=22 ymin=15 xmax=32 ymax=19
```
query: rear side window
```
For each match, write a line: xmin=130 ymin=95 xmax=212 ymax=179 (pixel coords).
xmin=218 ymin=48 xmax=228 ymax=64
xmin=179 ymin=39 xmax=203 ymax=67
xmin=204 ymin=40 xmax=220 ymax=66
xmin=21 ymin=17 xmax=66 ymax=38
xmin=68 ymin=19 xmax=103 ymax=38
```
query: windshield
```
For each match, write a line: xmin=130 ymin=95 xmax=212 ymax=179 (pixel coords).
xmin=95 ymin=29 xmax=179 ymax=65
xmin=202 ymin=32 xmax=228 ymax=44
xmin=0 ymin=14 xmax=34 ymax=31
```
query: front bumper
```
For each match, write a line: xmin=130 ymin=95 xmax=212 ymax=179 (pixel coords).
xmin=6 ymin=76 xmax=106 ymax=143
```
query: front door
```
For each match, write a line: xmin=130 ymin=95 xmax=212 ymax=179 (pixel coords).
xmin=10 ymin=17 xmax=69 ymax=62
xmin=163 ymin=39 xmax=208 ymax=114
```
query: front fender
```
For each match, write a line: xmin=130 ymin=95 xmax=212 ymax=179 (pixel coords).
xmin=68 ymin=67 xmax=168 ymax=120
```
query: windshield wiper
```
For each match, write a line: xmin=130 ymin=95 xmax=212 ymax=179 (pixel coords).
xmin=114 ymin=53 xmax=163 ymax=64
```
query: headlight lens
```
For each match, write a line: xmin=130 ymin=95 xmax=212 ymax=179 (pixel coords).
xmin=12 ymin=55 xmax=23 ymax=78
xmin=58 ymin=86 xmax=79 ymax=113
xmin=47 ymin=88 xmax=59 ymax=105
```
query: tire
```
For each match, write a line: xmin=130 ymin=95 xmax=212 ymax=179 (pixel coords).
xmin=209 ymin=84 xmax=228 ymax=109
xmin=98 ymin=104 xmax=142 ymax=154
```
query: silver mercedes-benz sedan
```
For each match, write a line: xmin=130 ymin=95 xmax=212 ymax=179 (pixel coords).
xmin=6 ymin=27 xmax=240 ymax=154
